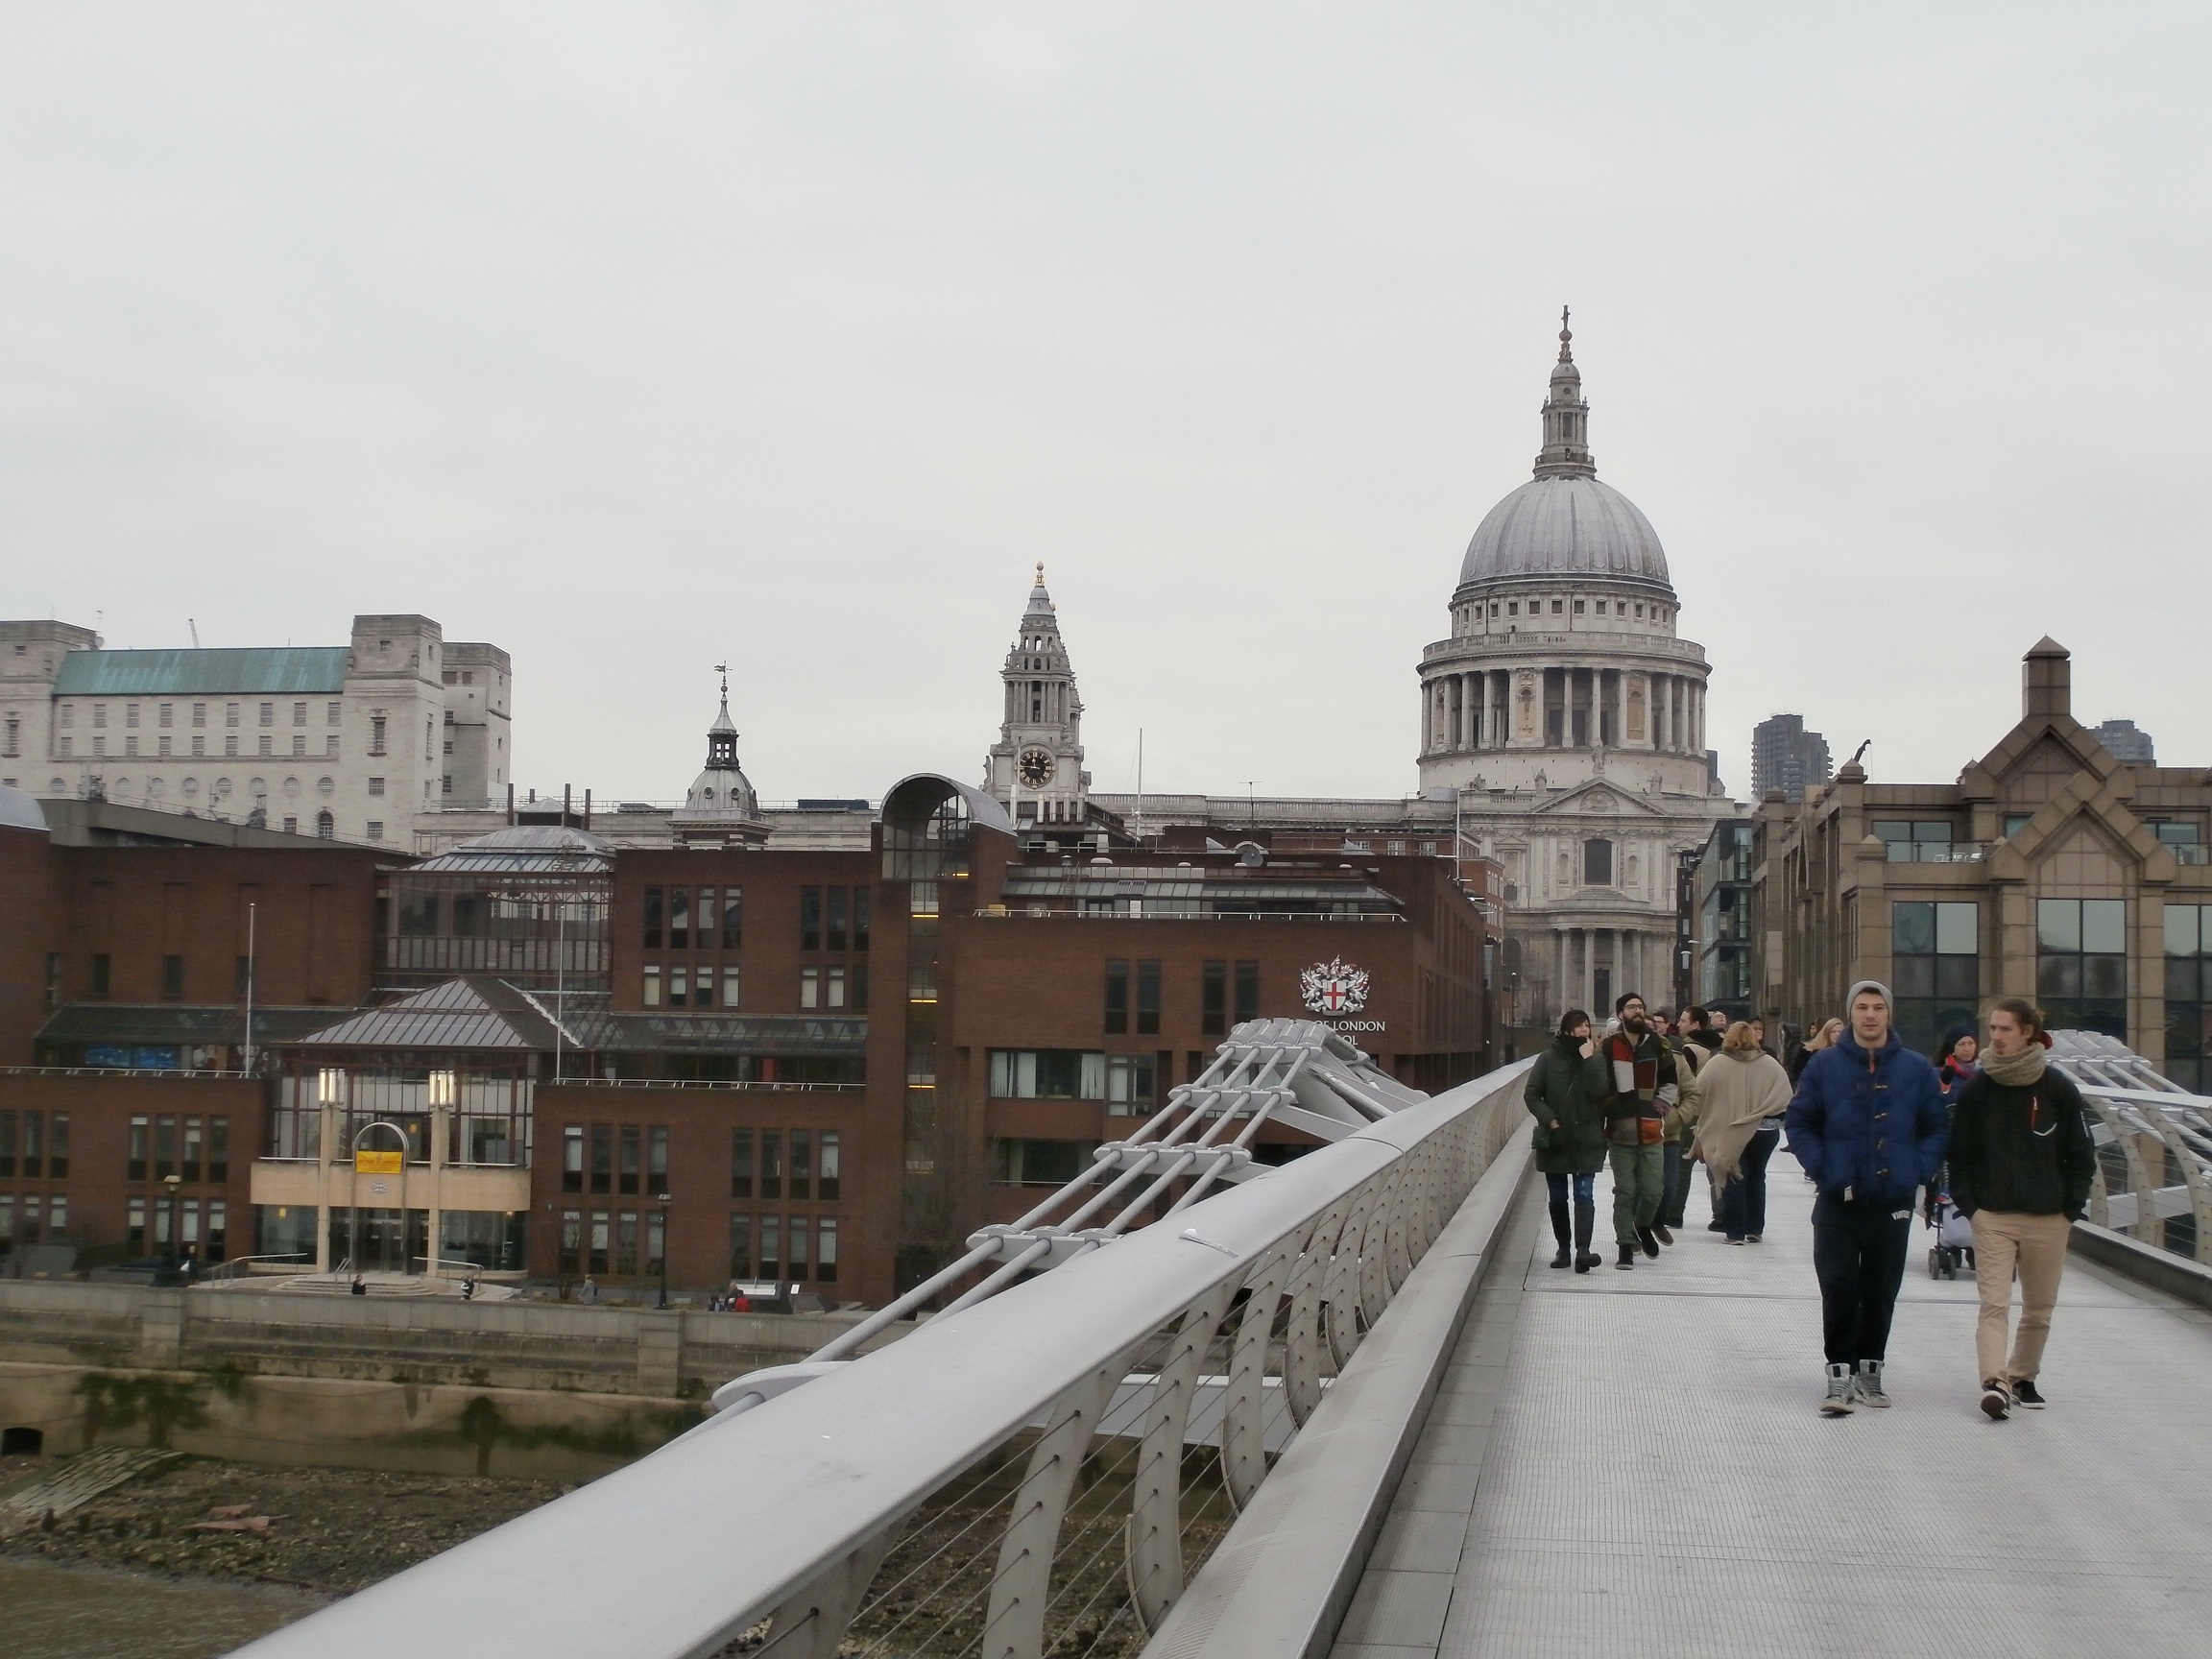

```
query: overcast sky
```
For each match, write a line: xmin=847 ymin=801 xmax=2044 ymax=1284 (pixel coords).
xmin=2 ymin=5 xmax=2206 ymax=806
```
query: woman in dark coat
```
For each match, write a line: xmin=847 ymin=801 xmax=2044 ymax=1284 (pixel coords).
xmin=1525 ymin=1008 xmax=1611 ymax=1273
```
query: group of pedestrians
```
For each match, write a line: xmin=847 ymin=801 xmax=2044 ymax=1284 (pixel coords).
xmin=1527 ymin=979 xmax=2097 ymax=1421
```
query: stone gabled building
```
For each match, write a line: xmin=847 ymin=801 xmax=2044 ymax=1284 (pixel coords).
xmin=1752 ymin=638 xmax=2212 ymax=1082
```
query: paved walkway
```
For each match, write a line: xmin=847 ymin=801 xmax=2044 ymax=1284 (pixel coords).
xmin=1334 ymin=1161 xmax=2212 ymax=1658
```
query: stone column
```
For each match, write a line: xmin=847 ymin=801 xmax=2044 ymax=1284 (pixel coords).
xmin=1554 ymin=928 xmax=1569 ymax=1027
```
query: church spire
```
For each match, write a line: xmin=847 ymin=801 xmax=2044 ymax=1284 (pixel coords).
xmin=705 ymin=661 xmax=737 ymax=764
xmin=986 ymin=565 xmax=1088 ymax=827
xmin=1532 ymin=305 xmax=1596 ymax=480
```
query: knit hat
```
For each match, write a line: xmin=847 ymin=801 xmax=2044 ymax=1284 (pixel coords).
xmin=1614 ymin=991 xmax=1644 ymax=1014
xmin=1845 ymin=979 xmax=1891 ymax=1011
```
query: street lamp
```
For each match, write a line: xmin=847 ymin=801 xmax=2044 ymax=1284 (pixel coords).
xmin=656 ymin=1190 xmax=673 ymax=1310
xmin=162 ymin=1172 xmax=183 ymax=1280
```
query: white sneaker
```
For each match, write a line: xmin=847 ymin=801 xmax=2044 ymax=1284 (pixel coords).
xmin=1820 ymin=1362 xmax=1856 ymax=1416
xmin=1854 ymin=1359 xmax=1891 ymax=1407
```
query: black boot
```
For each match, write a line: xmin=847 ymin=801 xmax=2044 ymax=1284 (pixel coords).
xmin=1616 ymin=1241 xmax=1636 ymax=1271
xmin=1573 ymin=1202 xmax=1598 ymax=1272
xmin=1548 ymin=1198 xmax=1573 ymax=1268
xmin=1636 ymin=1225 xmax=1661 ymax=1259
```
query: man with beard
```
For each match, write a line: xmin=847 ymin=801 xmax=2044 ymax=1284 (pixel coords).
xmin=1601 ymin=992 xmax=1683 ymax=1270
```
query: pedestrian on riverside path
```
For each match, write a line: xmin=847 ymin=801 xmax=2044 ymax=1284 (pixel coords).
xmin=1947 ymin=998 xmax=2095 ymax=1421
xmin=1787 ymin=981 xmax=1949 ymax=1415
xmin=1692 ymin=1021 xmax=1793 ymax=1244
xmin=1526 ymin=1008 xmax=1612 ymax=1273
xmin=1601 ymin=993 xmax=1683 ymax=1270
xmin=1661 ymin=1008 xmax=1719 ymax=1231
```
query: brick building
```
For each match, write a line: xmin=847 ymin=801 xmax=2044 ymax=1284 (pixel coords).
xmin=0 ymin=774 xmax=1500 ymax=1305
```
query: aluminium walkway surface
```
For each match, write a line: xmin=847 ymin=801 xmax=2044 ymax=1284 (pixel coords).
xmin=1333 ymin=1164 xmax=2212 ymax=1658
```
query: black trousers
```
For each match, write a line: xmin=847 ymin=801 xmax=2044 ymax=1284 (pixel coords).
xmin=1812 ymin=1193 xmax=1913 ymax=1364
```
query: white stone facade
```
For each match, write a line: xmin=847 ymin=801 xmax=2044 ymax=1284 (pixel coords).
xmin=0 ymin=613 xmax=511 ymax=848
xmin=1418 ymin=319 xmax=1732 ymax=1025
xmin=983 ymin=565 xmax=1091 ymax=828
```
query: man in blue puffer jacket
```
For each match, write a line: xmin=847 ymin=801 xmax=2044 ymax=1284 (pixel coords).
xmin=1786 ymin=979 xmax=1949 ymax=1416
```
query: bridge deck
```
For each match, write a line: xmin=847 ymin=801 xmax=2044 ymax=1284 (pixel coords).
xmin=1333 ymin=1168 xmax=2212 ymax=1658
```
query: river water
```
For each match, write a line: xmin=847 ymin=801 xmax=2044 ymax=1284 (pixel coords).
xmin=1 ymin=1557 xmax=327 ymax=1658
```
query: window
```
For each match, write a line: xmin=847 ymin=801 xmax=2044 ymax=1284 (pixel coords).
xmin=292 ymin=702 xmax=306 ymax=727
xmin=789 ymin=1130 xmax=811 ymax=1199
xmin=90 ymin=953 xmax=110 ymax=997
xmin=1105 ymin=1053 xmax=1157 ymax=1116
xmin=258 ymin=734 xmax=273 ymax=756
xmin=819 ymin=1132 xmax=840 ymax=1201
xmin=731 ymin=1128 xmax=754 ymax=1197
xmin=1873 ymin=820 xmax=1961 ymax=863
xmin=127 ymin=1115 xmax=148 ymax=1182
xmin=3 ymin=714 xmax=17 ymax=757
xmin=93 ymin=705 xmax=108 ymax=729
xmin=619 ymin=1124 xmax=641 ymax=1194
xmin=668 ymin=966 xmax=689 ymax=1007
xmin=729 ymin=1213 xmax=753 ymax=1279
xmin=1892 ymin=902 xmax=1979 ymax=1055
xmin=49 ymin=1115 xmax=69 ymax=1180
xmin=1105 ymin=959 xmax=1129 ymax=1033
xmin=206 ymin=1118 xmax=227 ymax=1182
xmin=316 ymin=810 xmax=333 ymax=839
xmin=816 ymin=1216 xmax=839 ymax=1284
xmin=1507 ymin=602 xmax=1518 ymax=616
xmin=183 ymin=1118 xmax=203 ymax=1183
xmin=669 ymin=886 xmax=690 ymax=949
xmin=2150 ymin=822 xmax=2207 ymax=865
xmin=828 ymin=886 xmax=849 ymax=951
xmin=1551 ymin=599 xmax=1564 ymax=614
xmin=997 ymin=1139 xmax=1094 ymax=1185
xmin=988 ymin=1049 xmax=1109 ymax=1099
xmin=2165 ymin=904 xmax=2212 ymax=1091
xmin=801 ymin=887 xmax=822 ymax=950
xmin=563 ymin=1125 xmax=584 ymax=1193
xmin=259 ymin=703 xmax=274 ymax=727
xmin=722 ymin=887 xmax=743 ymax=950
xmin=759 ymin=1214 xmax=781 ymax=1283
xmin=2004 ymin=813 xmax=2032 ymax=838
xmin=327 ymin=702 xmax=342 ymax=726
xmin=854 ymin=887 xmax=870 ymax=951
xmin=161 ymin=954 xmax=184 ymax=998
xmin=369 ymin=716 xmax=386 ymax=755
xmin=281 ymin=816 xmax=298 ymax=834
xmin=696 ymin=887 xmax=717 ymax=950
xmin=1136 ymin=960 xmax=1161 ymax=1034
xmin=2037 ymin=899 xmax=2127 ymax=1039
xmin=827 ymin=965 xmax=847 ymax=1008
xmin=642 ymin=966 xmax=661 ymax=1006
xmin=649 ymin=1125 xmax=669 ymax=1193
xmin=1202 ymin=960 xmax=1227 ymax=1036
xmin=0 ymin=1112 xmax=13 ymax=1177
xmin=1234 ymin=959 xmax=1259 ymax=1024
xmin=366 ymin=820 xmax=384 ymax=841
xmin=760 ymin=1132 xmax=782 ymax=1198
xmin=1583 ymin=838 xmax=1613 ymax=886
xmin=643 ymin=885 xmax=663 ymax=948
xmin=59 ymin=704 xmax=73 ymax=729
xmin=722 ymin=964 xmax=742 ymax=1009
xmin=589 ymin=1212 xmax=610 ymax=1275
xmin=1573 ymin=599 xmax=1586 ymax=614
xmin=192 ymin=703 xmax=206 ymax=728
xmin=589 ymin=1123 xmax=613 ymax=1194
xmin=801 ymin=967 xmax=819 ymax=1008
xmin=368 ymin=776 xmax=385 ymax=796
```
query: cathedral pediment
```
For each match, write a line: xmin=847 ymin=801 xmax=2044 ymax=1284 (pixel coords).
xmin=1527 ymin=777 xmax=1665 ymax=817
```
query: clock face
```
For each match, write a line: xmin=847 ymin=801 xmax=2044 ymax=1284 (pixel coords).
xmin=1019 ymin=748 xmax=1057 ymax=788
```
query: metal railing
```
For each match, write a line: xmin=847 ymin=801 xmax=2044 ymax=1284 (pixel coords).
xmin=233 ymin=1024 xmax=1534 ymax=1659
xmin=2051 ymin=1031 xmax=2212 ymax=1262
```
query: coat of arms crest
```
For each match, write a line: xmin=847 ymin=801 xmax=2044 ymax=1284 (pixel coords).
xmin=1300 ymin=957 xmax=1371 ymax=1017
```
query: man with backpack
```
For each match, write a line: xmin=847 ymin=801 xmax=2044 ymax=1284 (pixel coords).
xmin=1946 ymin=998 xmax=2095 ymax=1420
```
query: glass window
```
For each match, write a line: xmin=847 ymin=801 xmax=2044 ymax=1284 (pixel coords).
xmin=669 ymin=966 xmax=689 ymax=1008
xmin=619 ymin=1124 xmax=640 ymax=1194
xmin=828 ymin=887 xmax=849 ymax=952
xmin=1202 ymin=960 xmax=1227 ymax=1036
xmin=827 ymin=966 xmax=847 ymax=1008
xmin=816 ymin=1216 xmax=838 ymax=1285
xmin=731 ymin=1128 xmax=754 ymax=1198
xmin=759 ymin=1214 xmax=781 ymax=1284
xmin=853 ymin=887 xmax=870 ymax=952
xmin=1105 ymin=1053 xmax=1156 ymax=1116
xmin=987 ymin=1049 xmax=1109 ymax=1099
xmin=2163 ymin=904 xmax=2211 ymax=1091
xmin=589 ymin=1212 xmax=610 ymax=1275
xmin=642 ymin=965 xmax=661 ymax=1006
xmin=126 ymin=1115 xmax=147 ymax=1182
xmin=1235 ymin=960 xmax=1259 ymax=1025
xmin=0 ymin=1111 xmax=13 ymax=1177
xmin=760 ymin=1132 xmax=782 ymax=1199
xmin=590 ymin=1123 xmax=613 ymax=1194
xmin=801 ymin=887 xmax=822 ymax=951
xmin=818 ymin=1133 xmax=840 ymax=1201
xmin=801 ymin=966 xmax=820 ymax=1008
xmin=204 ymin=1118 xmax=223 ymax=1183
xmin=1105 ymin=959 xmax=1129 ymax=1034
xmin=643 ymin=885 xmax=663 ymax=949
xmin=787 ymin=1215 xmax=809 ymax=1283
xmin=789 ymin=1130 xmax=811 ymax=1200
xmin=563 ymin=1125 xmax=584 ymax=1192
xmin=669 ymin=887 xmax=690 ymax=950
xmin=1137 ymin=960 xmax=1161 ymax=1035
xmin=722 ymin=964 xmax=742 ymax=1009
xmin=697 ymin=887 xmax=717 ymax=949
xmin=649 ymin=1125 xmax=669 ymax=1192
xmin=729 ymin=1213 xmax=753 ymax=1279
xmin=616 ymin=1213 xmax=638 ymax=1277
xmin=721 ymin=887 xmax=743 ymax=950
xmin=1891 ymin=902 xmax=1980 ymax=1054
xmin=2037 ymin=899 xmax=2128 ymax=1039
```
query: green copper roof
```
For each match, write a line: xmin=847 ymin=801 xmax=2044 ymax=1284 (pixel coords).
xmin=52 ymin=647 xmax=349 ymax=697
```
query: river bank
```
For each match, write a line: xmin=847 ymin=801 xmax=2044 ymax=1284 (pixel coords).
xmin=0 ymin=1450 xmax=566 ymax=1654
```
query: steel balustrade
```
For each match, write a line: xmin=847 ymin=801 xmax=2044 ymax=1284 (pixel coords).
xmin=230 ymin=1024 xmax=1535 ymax=1659
xmin=2051 ymin=1031 xmax=2212 ymax=1262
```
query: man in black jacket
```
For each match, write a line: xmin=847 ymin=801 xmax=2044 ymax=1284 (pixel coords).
xmin=1947 ymin=997 xmax=2096 ymax=1420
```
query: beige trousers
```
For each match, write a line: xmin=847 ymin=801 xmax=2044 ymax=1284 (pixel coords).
xmin=1970 ymin=1210 xmax=2072 ymax=1383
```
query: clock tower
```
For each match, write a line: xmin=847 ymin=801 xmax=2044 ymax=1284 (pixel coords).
xmin=984 ymin=565 xmax=1089 ymax=828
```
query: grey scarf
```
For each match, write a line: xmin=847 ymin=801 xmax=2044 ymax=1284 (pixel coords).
xmin=1980 ymin=1043 xmax=2047 ymax=1087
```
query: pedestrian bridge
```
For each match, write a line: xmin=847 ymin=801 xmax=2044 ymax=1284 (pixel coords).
xmin=235 ymin=1025 xmax=2212 ymax=1659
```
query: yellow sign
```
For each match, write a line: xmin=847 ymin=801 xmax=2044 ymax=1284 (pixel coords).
xmin=354 ymin=1150 xmax=403 ymax=1175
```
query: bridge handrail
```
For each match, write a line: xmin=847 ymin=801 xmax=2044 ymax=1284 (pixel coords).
xmin=231 ymin=1044 xmax=1537 ymax=1659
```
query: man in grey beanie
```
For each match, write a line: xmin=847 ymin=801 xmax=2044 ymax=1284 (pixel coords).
xmin=1784 ymin=980 xmax=1949 ymax=1415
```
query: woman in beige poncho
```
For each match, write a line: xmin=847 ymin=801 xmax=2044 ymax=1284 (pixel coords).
xmin=1692 ymin=1021 xmax=1794 ymax=1243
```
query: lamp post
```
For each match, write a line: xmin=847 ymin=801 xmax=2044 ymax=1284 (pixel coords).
xmin=656 ymin=1190 xmax=672 ymax=1310
xmin=162 ymin=1172 xmax=182 ymax=1279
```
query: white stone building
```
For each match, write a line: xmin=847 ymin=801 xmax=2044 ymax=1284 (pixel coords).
xmin=0 ymin=613 xmax=511 ymax=847
xmin=982 ymin=565 xmax=1092 ymax=830
xmin=1415 ymin=317 xmax=1733 ymax=1022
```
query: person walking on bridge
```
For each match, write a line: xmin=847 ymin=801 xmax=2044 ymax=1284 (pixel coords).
xmin=1787 ymin=981 xmax=1949 ymax=1414
xmin=1602 ymin=993 xmax=1682 ymax=1269
xmin=1525 ymin=1009 xmax=1610 ymax=1273
xmin=1692 ymin=1021 xmax=1792 ymax=1244
xmin=1946 ymin=998 xmax=2095 ymax=1420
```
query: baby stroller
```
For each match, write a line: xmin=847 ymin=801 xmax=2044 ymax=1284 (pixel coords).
xmin=1926 ymin=1190 xmax=1975 ymax=1280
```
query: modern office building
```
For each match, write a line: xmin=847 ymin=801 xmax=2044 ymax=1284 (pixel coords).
xmin=2090 ymin=719 xmax=2155 ymax=763
xmin=1751 ymin=712 xmax=1832 ymax=805
xmin=1751 ymin=639 xmax=2212 ymax=1074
